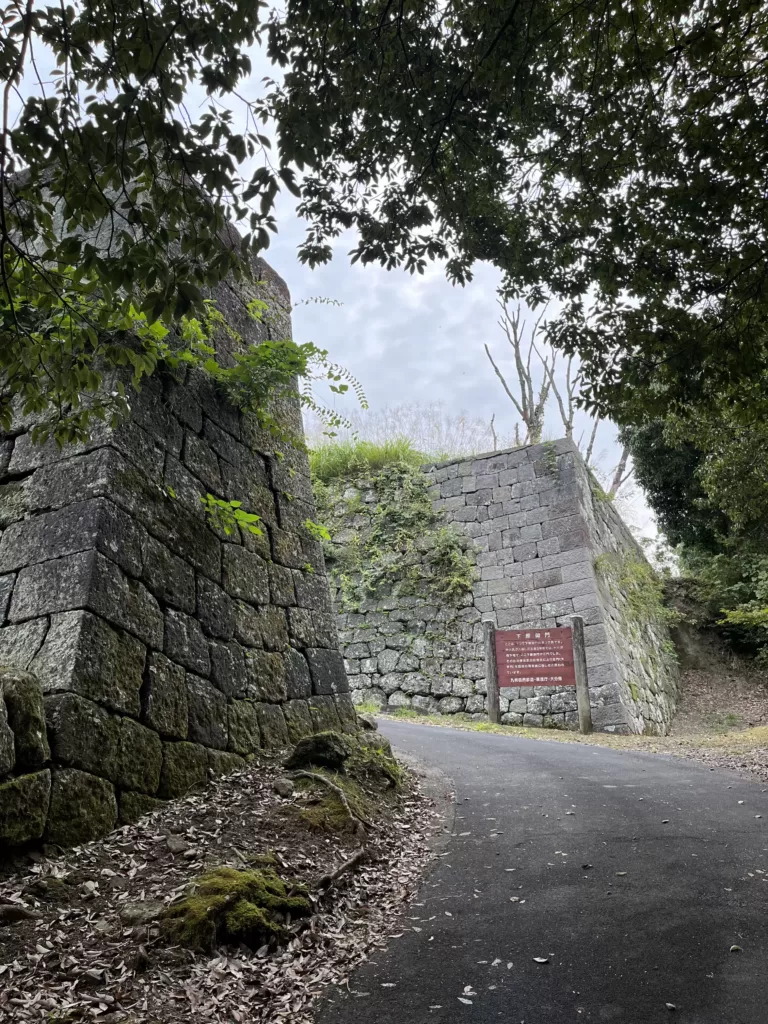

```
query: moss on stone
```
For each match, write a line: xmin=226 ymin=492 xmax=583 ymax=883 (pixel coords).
xmin=119 ymin=790 xmax=166 ymax=825
xmin=46 ymin=768 xmax=117 ymax=846
xmin=1 ymin=669 xmax=49 ymax=770
xmin=207 ymin=749 xmax=246 ymax=776
xmin=0 ymin=769 xmax=51 ymax=845
xmin=285 ymin=731 xmax=353 ymax=772
xmin=161 ymin=865 xmax=311 ymax=952
xmin=158 ymin=741 xmax=208 ymax=800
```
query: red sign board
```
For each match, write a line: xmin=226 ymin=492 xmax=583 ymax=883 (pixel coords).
xmin=495 ymin=627 xmax=576 ymax=688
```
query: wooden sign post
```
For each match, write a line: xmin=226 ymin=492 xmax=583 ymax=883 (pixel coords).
xmin=570 ymin=614 xmax=593 ymax=734
xmin=485 ymin=618 xmax=592 ymax=733
xmin=484 ymin=620 xmax=501 ymax=724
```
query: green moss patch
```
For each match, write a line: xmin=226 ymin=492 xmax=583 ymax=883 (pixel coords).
xmin=161 ymin=865 xmax=311 ymax=952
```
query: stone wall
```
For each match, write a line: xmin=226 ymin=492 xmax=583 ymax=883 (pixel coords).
xmin=321 ymin=440 xmax=678 ymax=733
xmin=0 ymin=261 xmax=353 ymax=850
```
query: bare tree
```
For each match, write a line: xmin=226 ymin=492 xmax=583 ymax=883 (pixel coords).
xmin=485 ymin=300 xmax=633 ymax=497
xmin=484 ymin=302 xmax=550 ymax=444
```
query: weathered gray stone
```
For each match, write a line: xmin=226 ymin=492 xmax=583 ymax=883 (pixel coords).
xmin=245 ymin=649 xmax=287 ymax=702
xmin=158 ymin=741 xmax=208 ymax=799
xmin=117 ymin=718 xmax=163 ymax=794
xmin=523 ymin=713 xmax=544 ymax=727
xmin=256 ymin=605 xmax=289 ymax=651
xmin=437 ymin=695 xmax=464 ymax=714
xmin=307 ymin=694 xmax=342 ymax=733
xmin=0 ymin=479 xmax=29 ymax=528
xmin=32 ymin=611 xmax=146 ymax=716
xmin=45 ymin=693 xmax=121 ymax=780
xmin=0 ymin=618 xmax=48 ymax=670
xmin=1 ymin=668 xmax=49 ymax=770
xmin=269 ymin=563 xmax=296 ymax=607
xmin=286 ymin=606 xmax=317 ymax=647
xmin=141 ymin=534 xmax=196 ymax=612
xmin=285 ymin=647 xmax=312 ymax=700
xmin=333 ymin=694 xmax=358 ymax=733
xmin=209 ymin=639 xmax=248 ymax=699
xmin=11 ymin=550 xmax=164 ymax=647
xmin=186 ymin=674 xmax=228 ymax=749
xmin=207 ymin=749 xmax=246 ymax=775
xmin=46 ymin=769 xmax=117 ymax=846
xmin=282 ymin=699 xmax=314 ymax=743
xmin=0 ymin=498 xmax=144 ymax=577
xmin=222 ymin=544 xmax=270 ymax=604
xmin=197 ymin=576 xmax=236 ymax=640
xmin=306 ymin=648 xmax=348 ymax=695
xmin=165 ymin=609 xmax=210 ymax=675
xmin=0 ymin=695 xmax=13 ymax=775
xmin=228 ymin=699 xmax=261 ymax=755
xmin=142 ymin=652 xmax=188 ymax=738
xmin=183 ymin=431 xmax=222 ymax=492
xmin=119 ymin=791 xmax=166 ymax=825
xmin=0 ymin=770 xmax=51 ymax=844
xmin=388 ymin=691 xmax=412 ymax=708
xmin=501 ymin=712 xmax=524 ymax=726
xmin=254 ymin=702 xmax=290 ymax=750
xmin=411 ymin=694 xmax=440 ymax=714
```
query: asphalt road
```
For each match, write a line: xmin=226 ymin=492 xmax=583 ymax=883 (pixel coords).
xmin=316 ymin=720 xmax=768 ymax=1024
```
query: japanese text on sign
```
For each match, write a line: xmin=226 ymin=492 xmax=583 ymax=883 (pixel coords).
xmin=495 ymin=627 xmax=576 ymax=687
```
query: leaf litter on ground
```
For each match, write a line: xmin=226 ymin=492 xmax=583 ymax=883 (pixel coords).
xmin=0 ymin=754 xmax=441 ymax=1023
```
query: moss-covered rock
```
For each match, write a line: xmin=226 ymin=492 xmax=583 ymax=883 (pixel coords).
xmin=0 ymin=769 xmax=50 ymax=845
xmin=1 ymin=669 xmax=49 ymax=770
xmin=117 ymin=717 xmax=163 ymax=794
xmin=161 ymin=865 xmax=311 ymax=952
xmin=207 ymin=749 xmax=245 ymax=776
xmin=254 ymin=703 xmax=289 ymax=751
xmin=227 ymin=699 xmax=261 ymax=756
xmin=46 ymin=768 xmax=117 ymax=846
xmin=119 ymin=790 xmax=166 ymax=825
xmin=285 ymin=731 xmax=353 ymax=773
xmin=307 ymin=694 xmax=341 ymax=733
xmin=45 ymin=692 xmax=121 ymax=780
xmin=333 ymin=693 xmax=359 ymax=733
xmin=158 ymin=741 xmax=208 ymax=799
xmin=282 ymin=699 xmax=314 ymax=744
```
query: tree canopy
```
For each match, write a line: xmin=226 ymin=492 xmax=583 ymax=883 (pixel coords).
xmin=2 ymin=0 xmax=768 ymax=434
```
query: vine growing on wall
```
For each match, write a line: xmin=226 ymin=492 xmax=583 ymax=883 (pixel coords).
xmin=315 ymin=462 xmax=477 ymax=611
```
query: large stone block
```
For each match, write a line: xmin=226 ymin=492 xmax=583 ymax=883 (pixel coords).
xmin=209 ymin=639 xmax=248 ymax=698
xmin=32 ymin=610 xmax=146 ymax=715
xmin=119 ymin=791 xmax=166 ymax=825
xmin=307 ymin=694 xmax=342 ymax=732
xmin=282 ymin=699 xmax=314 ymax=743
xmin=117 ymin=718 xmax=163 ymax=794
xmin=245 ymin=649 xmax=287 ymax=702
xmin=437 ymin=696 xmax=464 ymax=714
xmin=165 ymin=609 xmax=210 ymax=675
xmin=293 ymin=570 xmax=332 ymax=611
xmin=45 ymin=693 xmax=121 ymax=780
xmin=197 ymin=576 xmax=236 ymax=640
xmin=0 ymin=770 xmax=50 ymax=844
xmin=186 ymin=674 xmax=228 ymax=749
xmin=142 ymin=651 xmax=188 ymax=738
xmin=11 ymin=550 xmax=163 ymax=647
xmin=183 ymin=431 xmax=222 ymax=492
xmin=287 ymin=606 xmax=317 ymax=647
xmin=228 ymin=699 xmax=261 ymax=755
xmin=306 ymin=648 xmax=348 ymax=695
xmin=254 ymin=702 xmax=289 ymax=750
xmin=46 ymin=768 xmax=117 ymax=846
xmin=0 ymin=498 xmax=143 ymax=578
xmin=334 ymin=694 xmax=359 ymax=733
xmin=141 ymin=534 xmax=196 ymax=612
xmin=222 ymin=544 xmax=270 ymax=604
xmin=268 ymin=563 xmax=296 ymax=607
xmin=0 ymin=695 xmax=13 ymax=776
xmin=0 ymin=618 xmax=48 ymax=669
xmin=285 ymin=647 xmax=312 ymax=700
xmin=158 ymin=741 xmax=208 ymax=799
xmin=0 ymin=668 xmax=49 ymax=770
xmin=207 ymin=749 xmax=245 ymax=776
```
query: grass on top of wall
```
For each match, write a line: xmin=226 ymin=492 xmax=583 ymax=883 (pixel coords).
xmin=308 ymin=437 xmax=429 ymax=483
